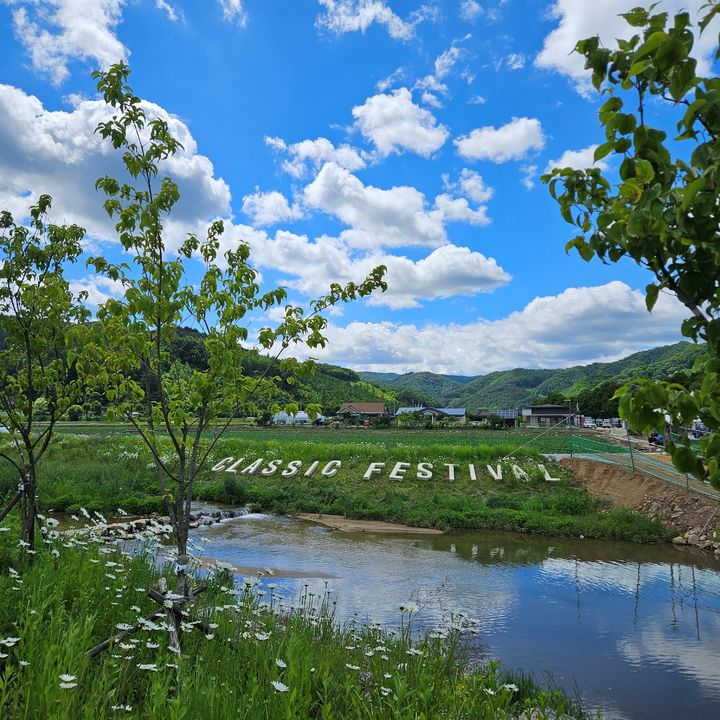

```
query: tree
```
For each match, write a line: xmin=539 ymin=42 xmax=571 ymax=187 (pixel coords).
xmin=544 ymin=3 xmax=720 ymax=489
xmin=87 ymin=64 xmax=386 ymax=618
xmin=0 ymin=197 xmax=88 ymax=554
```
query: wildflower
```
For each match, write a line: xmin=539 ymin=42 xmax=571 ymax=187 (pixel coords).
xmin=59 ymin=681 xmax=77 ymax=689
xmin=19 ymin=660 xmax=29 ymax=666
xmin=502 ymin=683 xmax=519 ymax=692
xmin=255 ymin=632 xmax=270 ymax=641
xmin=17 ymin=540 xmax=30 ymax=548
xmin=51 ymin=549 xmax=60 ymax=558
xmin=406 ymin=648 xmax=423 ymax=656
xmin=115 ymin=623 xmax=132 ymax=631
xmin=270 ymin=680 xmax=289 ymax=692
xmin=146 ymin=642 xmax=160 ymax=649
xmin=111 ymin=705 xmax=133 ymax=712
xmin=0 ymin=637 xmax=20 ymax=647
xmin=275 ymin=659 xmax=287 ymax=668
xmin=484 ymin=688 xmax=496 ymax=696
xmin=137 ymin=663 xmax=158 ymax=671
xmin=0 ymin=527 xmax=9 ymax=532
xmin=345 ymin=664 xmax=360 ymax=671
xmin=59 ymin=674 xmax=77 ymax=683
xmin=383 ymin=673 xmax=392 ymax=679
xmin=381 ymin=687 xmax=391 ymax=696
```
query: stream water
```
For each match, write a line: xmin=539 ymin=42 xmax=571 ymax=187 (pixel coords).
xmin=189 ymin=512 xmax=720 ymax=720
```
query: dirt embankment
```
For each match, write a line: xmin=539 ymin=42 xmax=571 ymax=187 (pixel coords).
xmin=295 ymin=513 xmax=444 ymax=535
xmin=562 ymin=458 xmax=720 ymax=539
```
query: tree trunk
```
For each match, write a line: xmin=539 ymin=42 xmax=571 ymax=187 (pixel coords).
xmin=20 ymin=469 xmax=36 ymax=556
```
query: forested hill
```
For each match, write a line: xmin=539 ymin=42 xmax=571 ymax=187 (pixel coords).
xmin=359 ymin=341 xmax=705 ymax=411
xmin=170 ymin=327 xmax=393 ymax=413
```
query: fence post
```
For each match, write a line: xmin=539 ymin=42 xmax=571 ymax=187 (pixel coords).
xmin=569 ymin=414 xmax=574 ymax=459
xmin=626 ymin=428 xmax=636 ymax=471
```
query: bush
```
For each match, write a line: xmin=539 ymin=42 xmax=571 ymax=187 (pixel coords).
xmin=67 ymin=404 xmax=84 ymax=421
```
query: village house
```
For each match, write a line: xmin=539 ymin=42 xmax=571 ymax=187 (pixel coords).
xmin=395 ymin=406 xmax=467 ymax=423
xmin=336 ymin=402 xmax=387 ymax=419
xmin=520 ymin=404 xmax=578 ymax=428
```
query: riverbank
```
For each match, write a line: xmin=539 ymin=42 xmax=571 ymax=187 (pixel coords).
xmin=295 ymin=513 xmax=445 ymax=534
xmin=564 ymin=459 xmax=720 ymax=558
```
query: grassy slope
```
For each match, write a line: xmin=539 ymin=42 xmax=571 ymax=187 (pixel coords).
xmin=361 ymin=341 xmax=704 ymax=410
xmin=0 ymin=431 xmax=669 ymax=542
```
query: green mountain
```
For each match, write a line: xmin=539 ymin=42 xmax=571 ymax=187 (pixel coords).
xmin=360 ymin=341 xmax=704 ymax=411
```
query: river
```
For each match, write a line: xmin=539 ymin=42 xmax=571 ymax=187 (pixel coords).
xmin=187 ymin=511 xmax=720 ymax=720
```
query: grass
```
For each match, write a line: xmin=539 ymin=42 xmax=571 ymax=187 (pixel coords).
xmin=0 ymin=431 xmax=669 ymax=543
xmin=0 ymin=532 xmax=588 ymax=720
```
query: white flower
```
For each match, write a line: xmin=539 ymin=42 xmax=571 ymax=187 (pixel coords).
xmin=345 ymin=663 xmax=360 ymax=671
xmin=0 ymin=637 xmax=20 ymax=647
xmin=115 ymin=623 xmax=132 ymax=631
xmin=19 ymin=660 xmax=29 ymax=666
xmin=270 ymin=680 xmax=289 ymax=692
xmin=484 ymin=688 xmax=496 ymax=696
xmin=255 ymin=632 xmax=270 ymax=641
xmin=59 ymin=674 xmax=77 ymax=682
xmin=275 ymin=659 xmax=287 ymax=668
xmin=383 ymin=673 xmax=392 ymax=679
xmin=502 ymin=683 xmax=519 ymax=692
xmin=59 ymin=681 xmax=77 ymax=689
xmin=381 ymin=687 xmax=391 ymax=696
xmin=137 ymin=663 xmax=158 ymax=671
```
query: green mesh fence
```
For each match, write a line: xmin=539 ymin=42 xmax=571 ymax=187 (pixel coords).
xmin=570 ymin=435 xmax=631 ymax=454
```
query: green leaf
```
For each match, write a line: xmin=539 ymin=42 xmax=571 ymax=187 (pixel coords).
xmin=645 ymin=283 xmax=659 ymax=311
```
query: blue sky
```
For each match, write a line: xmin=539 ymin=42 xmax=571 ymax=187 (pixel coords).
xmin=0 ymin=1 xmax=713 ymax=374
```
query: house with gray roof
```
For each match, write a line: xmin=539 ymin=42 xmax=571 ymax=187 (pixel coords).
xmin=395 ymin=406 xmax=466 ymax=422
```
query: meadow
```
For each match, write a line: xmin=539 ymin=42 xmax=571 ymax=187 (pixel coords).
xmin=0 ymin=428 xmax=667 ymax=542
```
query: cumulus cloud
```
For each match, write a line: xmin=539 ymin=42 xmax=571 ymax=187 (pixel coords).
xmin=536 ymin=0 xmax=720 ymax=93
xmin=220 ymin=225 xmax=509 ymax=309
xmin=241 ymin=190 xmax=303 ymax=227
xmin=303 ymin=162 xmax=450 ymax=248
xmin=2 ymin=0 xmax=128 ymax=85
xmin=455 ymin=117 xmax=545 ymax=163
xmin=352 ymin=87 xmax=449 ymax=157
xmin=315 ymin=0 xmax=434 ymax=40
xmin=0 ymin=84 xmax=231 ymax=248
xmin=218 ymin=0 xmax=248 ymax=27
xmin=544 ymin=144 xmax=609 ymax=174
xmin=265 ymin=135 xmax=367 ymax=178
xmin=69 ymin=275 xmax=125 ymax=307
xmin=290 ymin=282 xmax=688 ymax=373
xmin=444 ymin=168 xmax=494 ymax=203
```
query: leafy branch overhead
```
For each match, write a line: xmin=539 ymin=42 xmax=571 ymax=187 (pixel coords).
xmin=543 ymin=2 xmax=720 ymax=488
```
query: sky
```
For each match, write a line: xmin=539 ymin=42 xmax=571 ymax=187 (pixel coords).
xmin=0 ymin=0 xmax=713 ymax=375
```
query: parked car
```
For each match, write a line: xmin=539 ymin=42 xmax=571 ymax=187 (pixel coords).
xmin=582 ymin=418 xmax=596 ymax=429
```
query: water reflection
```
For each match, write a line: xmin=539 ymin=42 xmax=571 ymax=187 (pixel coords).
xmin=193 ymin=515 xmax=720 ymax=720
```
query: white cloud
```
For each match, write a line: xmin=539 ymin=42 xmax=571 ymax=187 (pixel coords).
xmin=315 ymin=0 xmax=433 ymax=40
xmin=505 ymin=52 xmax=525 ymax=70
xmin=421 ymin=91 xmax=443 ymax=108
xmin=303 ymin=162 xmax=448 ymax=248
xmin=155 ymin=0 xmax=182 ymax=22
xmin=434 ymin=45 xmax=463 ymax=79
xmin=544 ymin=144 xmax=609 ymax=174
xmin=536 ymin=0 xmax=720 ymax=93
xmin=221 ymin=225 xmax=509 ymax=310
xmin=241 ymin=190 xmax=303 ymax=227
xmin=460 ymin=0 xmax=483 ymax=22
xmin=0 ymin=84 xmax=231 ymax=248
xmin=218 ymin=0 xmax=248 ymax=27
xmin=292 ymin=282 xmax=688 ymax=374
xmin=452 ymin=168 xmax=494 ymax=203
xmin=352 ymin=87 xmax=449 ymax=157
xmin=520 ymin=164 xmax=538 ymax=190
xmin=265 ymin=136 xmax=367 ymax=178
xmin=2 ymin=0 xmax=128 ymax=85
xmin=455 ymin=117 xmax=545 ymax=163
xmin=468 ymin=94 xmax=486 ymax=105
xmin=69 ymin=274 xmax=125 ymax=306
